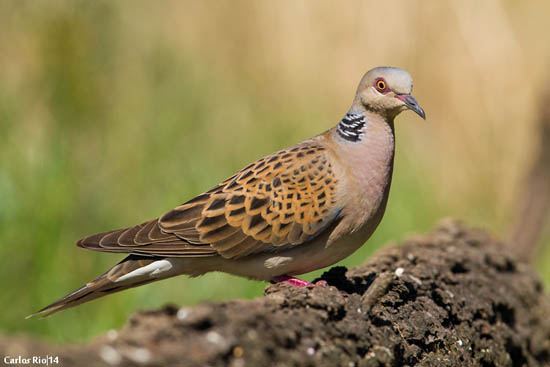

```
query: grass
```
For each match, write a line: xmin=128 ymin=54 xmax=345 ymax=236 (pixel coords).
xmin=0 ymin=0 xmax=548 ymax=342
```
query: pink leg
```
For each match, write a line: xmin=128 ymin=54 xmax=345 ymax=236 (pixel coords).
xmin=271 ymin=275 xmax=327 ymax=287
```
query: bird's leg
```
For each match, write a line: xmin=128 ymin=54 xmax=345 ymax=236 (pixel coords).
xmin=271 ymin=275 xmax=327 ymax=287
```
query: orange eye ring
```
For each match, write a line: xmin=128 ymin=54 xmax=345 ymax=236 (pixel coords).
xmin=376 ymin=80 xmax=386 ymax=91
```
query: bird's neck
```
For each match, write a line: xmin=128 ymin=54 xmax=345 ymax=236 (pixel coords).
xmin=336 ymin=113 xmax=367 ymax=142
xmin=335 ymin=106 xmax=395 ymax=141
xmin=330 ymin=110 xmax=396 ymax=232
xmin=339 ymin=109 xmax=395 ymax=190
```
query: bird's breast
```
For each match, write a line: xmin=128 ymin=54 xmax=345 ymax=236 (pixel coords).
xmin=331 ymin=118 xmax=395 ymax=235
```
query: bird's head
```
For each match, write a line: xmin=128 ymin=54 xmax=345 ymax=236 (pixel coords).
xmin=354 ymin=66 xmax=425 ymax=120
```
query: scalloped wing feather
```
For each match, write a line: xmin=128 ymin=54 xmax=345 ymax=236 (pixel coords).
xmin=77 ymin=140 xmax=341 ymax=260
xmin=159 ymin=141 xmax=341 ymax=258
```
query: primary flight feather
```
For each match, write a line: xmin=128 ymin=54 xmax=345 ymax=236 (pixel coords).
xmin=30 ymin=66 xmax=425 ymax=318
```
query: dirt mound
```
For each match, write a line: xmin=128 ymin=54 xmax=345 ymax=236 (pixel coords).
xmin=2 ymin=220 xmax=549 ymax=366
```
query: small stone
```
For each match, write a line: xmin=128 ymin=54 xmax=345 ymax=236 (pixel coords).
xmin=177 ymin=307 xmax=190 ymax=321
xmin=99 ymin=346 xmax=121 ymax=366
xmin=395 ymin=267 xmax=404 ymax=277
xmin=127 ymin=347 xmax=151 ymax=364
xmin=206 ymin=331 xmax=224 ymax=345
xmin=247 ymin=330 xmax=258 ymax=340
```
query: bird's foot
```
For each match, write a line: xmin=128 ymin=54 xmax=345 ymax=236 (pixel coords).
xmin=271 ymin=275 xmax=327 ymax=287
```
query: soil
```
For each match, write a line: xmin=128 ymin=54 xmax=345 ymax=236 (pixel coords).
xmin=2 ymin=220 xmax=549 ymax=367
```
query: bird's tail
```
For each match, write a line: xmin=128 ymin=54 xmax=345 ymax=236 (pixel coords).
xmin=27 ymin=255 xmax=176 ymax=319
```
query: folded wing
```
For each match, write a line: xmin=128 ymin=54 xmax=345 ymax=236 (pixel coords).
xmin=78 ymin=141 xmax=341 ymax=259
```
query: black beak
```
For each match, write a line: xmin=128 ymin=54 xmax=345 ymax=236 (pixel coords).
xmin=397 ymin=94 xmax=426 ymax=120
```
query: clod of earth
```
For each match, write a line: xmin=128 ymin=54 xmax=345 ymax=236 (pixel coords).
xmin=2 ymin=220 xmax=549 ymax=367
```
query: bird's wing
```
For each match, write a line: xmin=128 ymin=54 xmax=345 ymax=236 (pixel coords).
xmin=78 ymin=140 xmax=342 ymax=259
xmin=77 ymin=220 xmax=218 ymax=257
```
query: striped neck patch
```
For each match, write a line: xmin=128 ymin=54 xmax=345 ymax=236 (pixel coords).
xmin=337 ymin=113 xmax=366 ymax=142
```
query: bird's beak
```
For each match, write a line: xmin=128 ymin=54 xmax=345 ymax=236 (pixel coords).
xmin=396 ymin=94 xmax=426 ymax=120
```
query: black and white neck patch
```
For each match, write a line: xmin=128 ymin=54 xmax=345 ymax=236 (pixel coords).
xmin=337 ymin=113 xmax=367 ymax=142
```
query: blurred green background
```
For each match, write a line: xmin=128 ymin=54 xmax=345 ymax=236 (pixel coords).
xmin=1 ymin=1 xmax=548 ymax=342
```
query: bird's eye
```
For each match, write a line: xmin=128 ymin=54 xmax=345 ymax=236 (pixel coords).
xmin=376 ymin=79 xmax=387 ymax=92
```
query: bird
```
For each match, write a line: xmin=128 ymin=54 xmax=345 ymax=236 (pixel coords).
xmin=29 ymin=66 xmax=425 ymax=318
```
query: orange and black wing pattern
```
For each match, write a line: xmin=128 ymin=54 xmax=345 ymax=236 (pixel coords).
xmin=78 ymin=141 xmax=342 ymax=259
